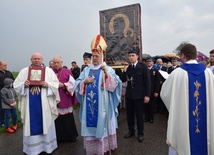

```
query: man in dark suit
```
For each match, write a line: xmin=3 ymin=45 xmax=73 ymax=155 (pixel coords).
xmin=121 ymin=47 xmax=151 ymax=142
xmin=144 ymin=57 xmax=161 ymax=123
xmin=167 ymin=57 xmax=179 ymax=74
xmin=155 ymin=58 xmax=168 ymax=114
xmin=70 ymin=61 xmax=80 ymax=79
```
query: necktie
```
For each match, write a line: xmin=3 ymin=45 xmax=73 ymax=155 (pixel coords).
xmin=132 ymin=65 xmax=135 ymax=68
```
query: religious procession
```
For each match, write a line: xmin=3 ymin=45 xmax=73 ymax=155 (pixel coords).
xmin=1 ymin=3 xmax=214 ymax=155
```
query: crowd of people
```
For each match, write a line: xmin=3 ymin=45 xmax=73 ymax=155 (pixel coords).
xmin=1 ymin=39 xmax=214 ymax=155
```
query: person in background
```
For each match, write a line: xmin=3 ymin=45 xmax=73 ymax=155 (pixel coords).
xmin=121 ymin=47 xmax=151 ymax=142
xmin=52 ymin=55 xmax=78 ymax=143
xmin=120 ymin=61 xmax=129 ymax=109
xmin=71 ymin=61 xmax=80 ymax=79
xmin=1 ymin=78 xmax=18 ymax=133
xmin=207 ymin=49 xmax=214 ymax=73
xmin=166 ymin=62 xmax=172 ymax=68
xmin=0 ymin=61 xmax=15 ymax=127
xmin=81 ymin=52 xmax=92 ymax=71
xmin=13 ymin=52 xmax=60 ymax=155
xmin=155 ymin=58 xmax=168 ymax=114
xmin=156 ymin=58 xmax=167 ymax=71
xmin=49 ymin=60 xmax=54 ymax=68
xmin=75 ymin=34 xmax=122 ymax=155
xmin=70 ymin=61 xmax=81 ymax=105
xmin=121 ymin=81 xmax=127 ymax=109
xmin=167 ymin=57 xmax=179 ymax=74
xmin=161 ymin=43 xmax=214 ymax=155
xmin=144 ymin=57 xmax=160 ymax=123
xmin=114 ymin=67 xmax=123 ymax=115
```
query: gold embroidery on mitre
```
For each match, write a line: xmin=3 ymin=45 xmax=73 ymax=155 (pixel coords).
xmin=192 ymin=81 xmax=201 ymax=133
xmin=30 ymin=86 xmax=41 ymax=95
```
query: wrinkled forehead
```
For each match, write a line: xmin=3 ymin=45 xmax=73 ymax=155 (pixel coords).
xmin=31 ymin=53 xmax=43 ymax=59
xmin=53 ymin=58 xmax=62 ymax=63
xmin=31 ymin=56 xmax=42 ymax=60
xmin=92 ymin=53 xmax=102 ymax=58
xmin=2 ymin=61 xmax=7 ymax=65
xmin=53 ymin=59 xmax=62 ymax=64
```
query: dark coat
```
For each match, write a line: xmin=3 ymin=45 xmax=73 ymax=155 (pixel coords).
xmin=160 ymin=66 xmax=167 ymax=72
xmin=149 ymin=68 xmax=161 ymax=95
xmin=167 ymin=66 xmax=179 ymax=74
xmin=71 ymin=67 xmax=80 ymax=79
xmin=81 ymin=65 xmax=87 ymax=72
xmin=121 ymin=62 xmax=151 ymax=99
xmin=0 ymin=70 xmax=14 ymax=90
xmin=159 ymin=66 xmax=168 ymax=84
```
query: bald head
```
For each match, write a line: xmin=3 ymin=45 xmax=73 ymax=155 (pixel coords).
xmin=0 ymin=61 xmax=7 ymax=71
xmin=31 ymin=52 xmax=42 ymax=58
xmin=30 ymin=52 xmax=43 ymax=66
xmin=0 ymin=61 xmax=6 ymax=66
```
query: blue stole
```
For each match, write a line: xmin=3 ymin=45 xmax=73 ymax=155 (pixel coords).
xmin=86 ymin=69 xmax=101 ymax=127
xmin=29 ymin=86 xmax=43 ymax=135
xmin=181 ymin=63 xmax=207 ymax=155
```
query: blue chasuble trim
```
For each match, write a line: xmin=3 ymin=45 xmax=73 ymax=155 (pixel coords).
xmin=181 ymin=63 xmax=207 ymax=155
xmin=29 ymin=86 xmax=43 ymax=135
xmin=86 ymin=69 xmax=101 ymax=127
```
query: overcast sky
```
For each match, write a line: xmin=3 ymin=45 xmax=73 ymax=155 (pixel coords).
xmin=1 ymin=0 xmax=214 ymax=71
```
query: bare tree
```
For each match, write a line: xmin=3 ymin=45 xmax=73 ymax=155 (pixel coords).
xmin=173 ymin=41 xmax=189 ymax=56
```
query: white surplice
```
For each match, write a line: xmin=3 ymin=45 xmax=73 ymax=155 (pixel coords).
xmin=13 ymin=66 xmax=60 ymax=155
xmin=160 ymin=61 xmax=214 ymax=155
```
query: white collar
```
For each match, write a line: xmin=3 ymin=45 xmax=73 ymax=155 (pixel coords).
xmin=92 ymin=64 xmax=101 ymax=69
xmin=132 ymin=61 xmax=138 ymax=67
xmin=185 ymin=60 xmax=198 ymax=64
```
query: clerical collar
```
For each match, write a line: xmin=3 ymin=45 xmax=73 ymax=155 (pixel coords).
xmin=53 ymin=68 xmax=62 ymax=73
xmin=185 ymin=60 xmax=198 ymax=64
xmin=93 ymin=64 xmax=102 ymax=69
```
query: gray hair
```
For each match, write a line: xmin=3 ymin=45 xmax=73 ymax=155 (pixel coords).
xmin=52 ymin=55 xmax=63 ymax=62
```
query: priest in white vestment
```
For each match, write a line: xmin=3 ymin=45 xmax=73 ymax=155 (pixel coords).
xmin=160 ymin=43 xmax=214 ymax=155
xmin=13 ymin=52 xmax=60 ymax=155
